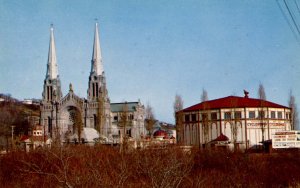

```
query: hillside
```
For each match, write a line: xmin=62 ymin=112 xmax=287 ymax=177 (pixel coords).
xmin=0 ymin=97 xmax=40 ymax=149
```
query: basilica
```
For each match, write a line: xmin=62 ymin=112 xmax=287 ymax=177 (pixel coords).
xmin=40 ymin=23 xmax=146 ymax=143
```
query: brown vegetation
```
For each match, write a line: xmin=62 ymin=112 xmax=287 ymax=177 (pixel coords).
xmin=0 ymin=100 xmax=39 ymax=150
xmin=1 ymin=146 xmax=300 ymax=187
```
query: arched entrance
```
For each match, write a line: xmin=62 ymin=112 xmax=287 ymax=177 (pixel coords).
xmin=59 ymin=106 xmax=82 ymax=141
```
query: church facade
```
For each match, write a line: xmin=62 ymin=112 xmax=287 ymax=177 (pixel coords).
xmin=40 ymin=23 xmax=146 ymax=143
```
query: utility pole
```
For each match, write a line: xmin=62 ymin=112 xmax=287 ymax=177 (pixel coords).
xmin=84 ymin=99 xmax=87 ymax=127
xmin=11 ymin=125 xmax=15 ymax=149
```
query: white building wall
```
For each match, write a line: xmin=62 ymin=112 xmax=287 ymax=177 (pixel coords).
xmin=182 ymin=106 xmax=292 ymax=149
xmin=211 ymin=123 xmax=217 ymax=140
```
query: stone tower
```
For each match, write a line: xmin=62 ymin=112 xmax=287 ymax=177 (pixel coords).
xmin=40 ymin=23 xmax=145 ymax=144
xmin=87 ymin=22 xmax=111 ymax=136
xmin=41 ymin=25 xmax=62 ymax=138
xmin=42 ymin=25 xmax=62 ymax=102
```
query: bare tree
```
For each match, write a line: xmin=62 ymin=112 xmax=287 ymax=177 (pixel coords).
xmin=145 ymin=103 xmax=156 ymax=137
xmin=230 ymin=98 xmax=239 ymax=150
xmin=0 ymin=100 xmax=39 ymax=150
xmin=201 ymin=90 xmax=210 ymax=146
xmin=74 ymin=109 xmax=83 ymax=143
xmin=258 ymin=83 xmax=266 ymax=100
xmin=18 ymin=146 xmax=75 ymax=188
xmin=201 ymin=88 xmax=208 ymax=102
xmin=289 ymin=90 xmax=299 ymax=130
xmin=201 ymin=100 xmax=211 ymax=147
xmin=174 ymin=94 xmax=184 ymax=144
xmin=119 ymin=102 xmax=129 ymax=152
xmin=202 ymin=113 xmax=209 ymax=145
xmin=96 ymin=94 xmax=105 ymax=135
xmin=173 ymin=94 xmax=183 ymax=117
xmin=258 ymin=83 xmax=266 ymax=142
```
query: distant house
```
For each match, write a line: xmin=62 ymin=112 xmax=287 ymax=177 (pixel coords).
xmin=20 ymin=126 xmax=51 ymax=152
xmin=22 ymin=99 xmax=33 ymax=105
xmin=176 ymin=93 xmax=292 ymax=150
xmin=159 ymin=122 xmax=176 ymax=140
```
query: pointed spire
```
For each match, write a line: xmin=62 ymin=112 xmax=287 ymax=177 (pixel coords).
xmin=91 ymin=22 xmax=103 ymax=75
xmin=47 ymin=24 xmax=58 ymax=79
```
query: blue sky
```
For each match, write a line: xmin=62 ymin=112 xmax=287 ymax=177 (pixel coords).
xmin=1 ymin=0 xmax=299 ymax=123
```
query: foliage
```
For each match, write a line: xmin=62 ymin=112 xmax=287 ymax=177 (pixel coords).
xmin=1 ymin=146 xmax=300 ymax=187
xmin=0 ymin=101 xmax=40 ymax=150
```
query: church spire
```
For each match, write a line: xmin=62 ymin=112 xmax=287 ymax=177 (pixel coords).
xmin=91 ymin=22 xmax=103 ymax=75
xmin=42 ymin=24 xmax=62 ymax=102
xmin=47 ymin=24 xmax=58 ymax=79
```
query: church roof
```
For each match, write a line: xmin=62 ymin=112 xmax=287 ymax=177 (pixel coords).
xmin=182 ymin=96 xmax=289 ymax=112
xmin=111 ymin=102 xmax=140 ymax=112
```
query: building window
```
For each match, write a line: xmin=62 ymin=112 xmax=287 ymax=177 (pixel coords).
xmin=114 ymin=116 xmax=118 ymax=121
xmin=211 ymin=113 xmax=217 ymax=120
xmin=234 ymin=112 xmax=242 ymax=119
xmin=93 ymin=114 xmax=97 ymax=129
xmin=286 ymin=113 xmax=290 ymax=119
xmin=224 ymin=112 xmax=231 ymax=120
xmin=249 ymin=111 xmax=255 ymax=119
xmin=258 ymin=111 xmax=265 ymax=119
xmin=185 ymin=114 xmax=190 ymax=122
xmin=278 ymin=112 xmax=283 ymax=119
xmin=126 ymin=129 xmax=131 ymax=137
xmin=202 ymin=113 xmax=208 ymax=121
xmin=271 ymin=111 xmax=276 ymax=119
xmin=129 ymin=114 xmax=134 ymax=120
xmin=191 ymin=114 xmax=197 ymax=122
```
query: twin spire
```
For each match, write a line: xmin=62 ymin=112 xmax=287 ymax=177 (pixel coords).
xmin=91 ymin=22 xmax=104 ymax=75
xmin=47 ymin=24 xmax=58 ymax=79
xmin=46 ymin=22 xmax=103 ymax=80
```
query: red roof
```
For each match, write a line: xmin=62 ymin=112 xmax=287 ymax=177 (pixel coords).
xmin=183 ymin=96 xmax=288 ymax=112
xmin=19 ymin=135 xmax=48 ymax=142
xmin=20 ymin=135 xmax=30 ymax=141
xmin=153 ymin=130 xmax=168 ymax=138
